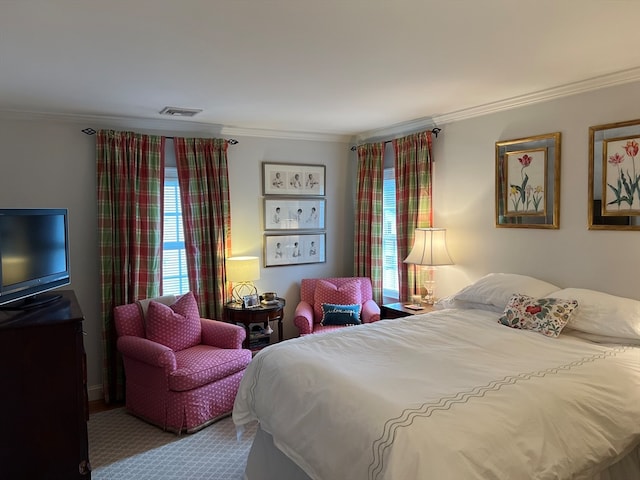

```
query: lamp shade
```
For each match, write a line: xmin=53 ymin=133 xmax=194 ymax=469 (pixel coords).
xmin=226 ymin=256 xmax=260 ymax=282
xmin=403 ymin=228 xmax=453 ymax=266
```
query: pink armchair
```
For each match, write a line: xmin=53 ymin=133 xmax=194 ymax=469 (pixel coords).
xmin=293 ymin=277 xmax=381 ymax=336
xmin=114 ymin=293 xmax=252 ymax=433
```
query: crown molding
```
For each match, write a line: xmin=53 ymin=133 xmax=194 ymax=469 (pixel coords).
xmin=433 ymin=66 xmax=640 ymax=125
xmin=219 ymin=125 xmax=350 ymax=143
xmin=356 ymin=66 xmax=640 ymax=142
xmin=0 ymin=109 xmax=224 ymax=134
xmin=3 ymin=66 xmax=640 ymax=144
xmin=354 ymin=116 xmax=439 ymax=144
xmin=0 ymin=109 xmax=351 ymax=143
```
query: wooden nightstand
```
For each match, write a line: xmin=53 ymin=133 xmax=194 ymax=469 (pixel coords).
xmin=380 ymin=302 xmax=434 ymax=319
xmin=224 ymin=298 xmax=285 ymax=352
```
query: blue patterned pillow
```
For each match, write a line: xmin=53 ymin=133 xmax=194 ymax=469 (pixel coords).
xmin=320 ymin=303 xmax=361 ymax=326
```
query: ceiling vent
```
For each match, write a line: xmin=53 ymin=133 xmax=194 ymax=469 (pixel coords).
xmin=159 ymin=106 xmax=203 ymax=117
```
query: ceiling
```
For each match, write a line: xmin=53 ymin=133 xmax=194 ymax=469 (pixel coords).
xmin=3 ymin=0 xmax=640 ymax=139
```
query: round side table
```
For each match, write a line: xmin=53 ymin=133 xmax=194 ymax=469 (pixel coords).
xmin=224 ymin=298 xmax=285 ymax=352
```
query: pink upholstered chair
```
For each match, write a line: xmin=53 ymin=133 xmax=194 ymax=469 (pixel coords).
xmin=114 ymin=292 xmax=252 ymax=433
xmin=293 ymin=277 xmax=381 ymax=336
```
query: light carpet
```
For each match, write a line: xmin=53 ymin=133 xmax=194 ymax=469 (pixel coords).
xmin=88 ymin=408 xmax=257 ymax=479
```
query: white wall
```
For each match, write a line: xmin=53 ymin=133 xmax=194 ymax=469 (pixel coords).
xmin=226 ymin=135 xmax=355 ymax=340
xmin=432 ymin=80 xmax=640 ymax=301
xmin=0 ymin=117 xmax=101 ymax=393
xmin=0 ymin=118 xmax=354 ymax=400
xmin=4 ymin=78 xmax=640 ymax=400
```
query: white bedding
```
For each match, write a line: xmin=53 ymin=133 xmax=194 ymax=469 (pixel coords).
xmin=233 ymin=309 xmax=640 ymax=480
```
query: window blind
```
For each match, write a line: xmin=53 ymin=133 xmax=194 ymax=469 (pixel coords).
xmin=162 ymin=168 xmax=189 ymax=295
xmin=382 ymin=167 xmax=399 ymax=299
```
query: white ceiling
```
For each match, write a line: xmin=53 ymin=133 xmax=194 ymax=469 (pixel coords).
xmin=3 ymin=0 xmax=640 ymax=139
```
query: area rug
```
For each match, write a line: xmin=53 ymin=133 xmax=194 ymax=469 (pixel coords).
xmin=88 ymin=408 xmax=257 ymax=479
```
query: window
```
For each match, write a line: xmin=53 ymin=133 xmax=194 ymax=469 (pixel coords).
xmin=162 ymin=167 xmax=189 ymax=295
xmin=382 ymin=167 xmax=399 ymax=299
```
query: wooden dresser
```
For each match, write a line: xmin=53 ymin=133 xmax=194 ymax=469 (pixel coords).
xmin=0 ymin=290 xmax=90 ymax=479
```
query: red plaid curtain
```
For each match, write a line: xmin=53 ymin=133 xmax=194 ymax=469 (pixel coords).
xmin=354 ymin=142 xmax=385 ymax=304
xmin=96 ymin=129 xmax=164 ymax=403
xmin=173 ymin=137 xmax=231 ymax=320
xmin=393 ymin=131 xmax=433 ymax=301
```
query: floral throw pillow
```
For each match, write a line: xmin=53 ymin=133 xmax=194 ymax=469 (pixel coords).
xmin=498 ymin=294 xmax=579 ymax=338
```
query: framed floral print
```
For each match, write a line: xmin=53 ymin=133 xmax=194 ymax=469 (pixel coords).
xmin=495 ymin=132 xmax=561 ymax=229
xmin=589 ymin=118 xmax=640 ymax=230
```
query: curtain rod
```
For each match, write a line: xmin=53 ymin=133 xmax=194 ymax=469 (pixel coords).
xmin=349 ymin=127 xmax=441 ymax=151
xmin=80 ymin=128 xmax=238 ymax=144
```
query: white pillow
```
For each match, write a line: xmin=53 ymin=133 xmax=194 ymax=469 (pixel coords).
xmin=136 ymin=294 xmax=177 ymax=319
xmin=434 ymin=294 xmax=504 ymax=313
xmin=452 ymin=273 xmax=559 ymax=310
xmin=564 ymin=328 xmax=640 ymax=346
xmin=546 ymin=288 xmax=640 ymax=341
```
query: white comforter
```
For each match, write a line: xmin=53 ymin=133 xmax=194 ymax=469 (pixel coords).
xmin=233 ymin=309 xmax=640 ymax=480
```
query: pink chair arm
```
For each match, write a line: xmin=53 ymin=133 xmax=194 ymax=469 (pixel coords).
xmin=294 ymin=301 xmax=314 ymax=335
xmin=200 ymin=318 xmax=246 ymax=349
xmin=117 ymin=336 xmax=177 ymax=372
xmin=362 ymin=299 xmax=381 ymax=323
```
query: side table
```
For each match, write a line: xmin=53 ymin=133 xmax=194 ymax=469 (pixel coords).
xmin=380 ymin=302 xmax=434 ymax=319
xmin=224 ymin=298 xmax=285 ymax=352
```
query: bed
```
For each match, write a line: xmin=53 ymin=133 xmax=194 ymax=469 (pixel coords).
xmin=233 ymin=274 xmax=640 ymax=480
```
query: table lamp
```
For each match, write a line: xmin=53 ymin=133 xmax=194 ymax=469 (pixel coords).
xmin=226 ymin=256 xmax=260 ymax=303
xmin=403 ymin=228 xmax=453 ymax=304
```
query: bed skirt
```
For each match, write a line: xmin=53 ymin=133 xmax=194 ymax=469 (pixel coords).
xmin=245 ymin=425 xmax=640 ymax=480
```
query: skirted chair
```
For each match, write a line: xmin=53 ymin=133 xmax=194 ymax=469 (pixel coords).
xmin=114 ymin=292 xmax=252 ymax=433
xmin=293 ymin=277 xmax=381 ymax=336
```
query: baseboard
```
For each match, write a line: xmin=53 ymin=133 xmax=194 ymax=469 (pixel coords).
xmin=87 ymin=384 xmax=103 ymax=402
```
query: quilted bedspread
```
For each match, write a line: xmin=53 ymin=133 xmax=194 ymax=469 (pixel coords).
xmin=233 ymin=309 xmax=640 ymax=480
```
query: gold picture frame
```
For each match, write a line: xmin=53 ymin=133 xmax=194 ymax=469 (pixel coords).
xmin=589 ymin=118 xmax=640 ymax=230
xmin=495 ymin=132 xmax=561 ymax=229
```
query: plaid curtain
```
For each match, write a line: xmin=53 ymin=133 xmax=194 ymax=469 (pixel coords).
xmin=354 ymin=142 xmax=385 ymax=304
xmin=393 ymin=130 xmax=433 ymax=301
xmin=173 ymin=137 xmax=231 ymax=320
xmin=96 ymin=129 xmax=164 ymax=403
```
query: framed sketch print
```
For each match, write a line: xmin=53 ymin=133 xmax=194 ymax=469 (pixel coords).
xmin=264 ymin=233 xmax=326 ymax=267
xmin=589 ymin=118 xmax=640 ymax=230
xmin=495 ymin=132 xmax=561 ymax=229
xmin=264 ymin=198 xmax=326 ymax=230
xmin=263 ymin=162 xmax=325 ymax=196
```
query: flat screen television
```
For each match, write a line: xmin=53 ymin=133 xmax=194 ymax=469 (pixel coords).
xmin=0 ymin=208 xmax=70 ymax=310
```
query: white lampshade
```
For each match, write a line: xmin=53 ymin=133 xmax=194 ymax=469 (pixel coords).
xmin=226 ymin=256 xmax=260 ymax=282
xmin=403 ymin=228 xmax=453 ymax=266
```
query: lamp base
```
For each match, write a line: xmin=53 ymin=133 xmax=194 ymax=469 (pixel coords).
xmin=422 ymin=277 xmax=436 ymax=305
xmin=231 ymin=282 xmax=258 ymax=304
xmin=422 ymin=290 xmax=435 ymax=305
